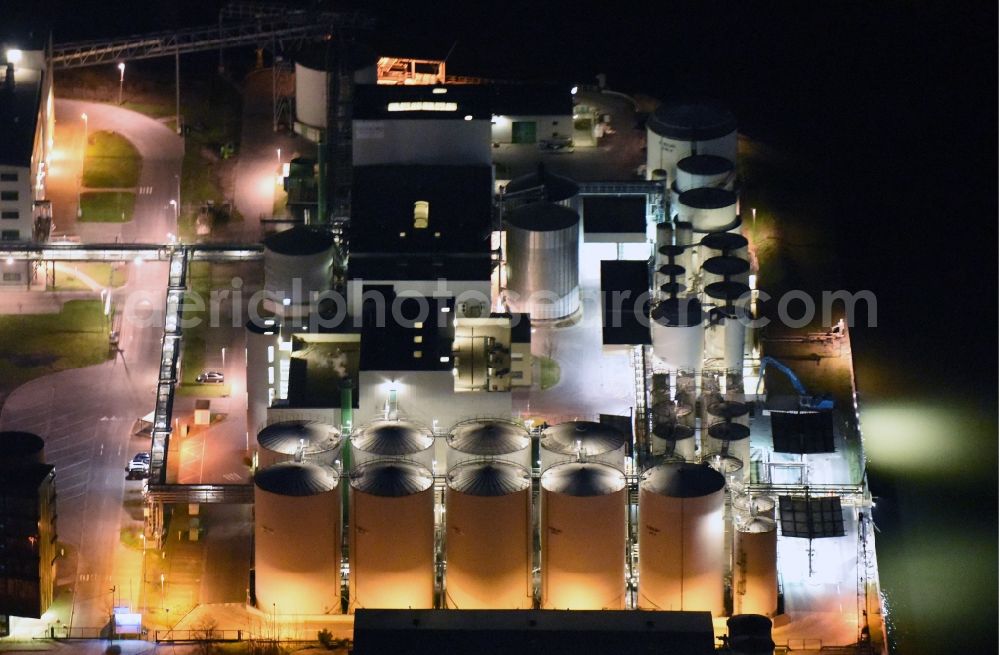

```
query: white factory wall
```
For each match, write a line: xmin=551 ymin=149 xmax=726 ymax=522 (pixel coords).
xmin=357 ymin=370 xmax=513 ymax=430
xmin=353 ymin=120 xmax=492 ymax=166
xmin=491 ymin=114 xmax=573 ymax=144
xmin=579 ymin=242 xmax=652 ymax=289
xmin=347 ymin=278 xmax=492 ymax=318
xmin=294 ymin=63 xmax=377 ymax=134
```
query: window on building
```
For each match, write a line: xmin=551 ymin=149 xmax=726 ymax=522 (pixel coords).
xmin=0 ymin=173 xmax=17 ymax=182
xmin=0 ymin=191 xmax=17 ymax=201
xmin=2 ymin=272 xmax=21 ymax=282
xmin=512 ymin=352 xmax=524 ymax=361
xmin=1 ymin=211 xmax=18 ymax=219
xmin=1 ymin=230 xmax=19 ymax=241
xmin=512 ymin=371 xmax=524 ymax=379
xmin=413 ymin=201 xmax=429 ymax=229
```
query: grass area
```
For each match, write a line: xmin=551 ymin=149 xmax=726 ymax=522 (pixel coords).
xmin=176 ymin=383 xmax=231 ymax=398
xmin=79 ymin=191 xmax=135 ymax=222
xmin=539 ymin=356 xmax=561 ymax=390
xmin=51 ymin=262 xmax=128 ymax=291
xmin=178 ymin=78 xmax=243 ymax=240
xmin=180 ymin=262 xmax=211 ymax=384
xmin=121 ymin=101 xmax=174 ymax=119
xmin=82 ymin=130 xmax=141 ymax=188
xmin=0 ymin=300 xmax=112 ymax=397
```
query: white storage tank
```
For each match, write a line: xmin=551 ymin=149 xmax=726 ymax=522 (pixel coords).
xmin=446 ymin=419 xmax=531 ymax=470
xmin=257 ymin=420 xmax=343 ymax=469
xmin=733 ymin=517 xmax=779 ymax=616
xmin=638 ymin=462 xmax=726 ymax=615
xmin=541 ymin=462 xmax=627 ymax=610
xmin=650 ymin=420 xmax=696 ymax=461
xmin=294 ymin=43 xmax=377 ymax=134
xmin=504 ymin=202 xmax=581 ymax=320
xmin=650 ymin=297 xmax=705 ymax=371
xmin=703 ymin=399 xmax=752 ymax=476
xmin=254 ymin=461 xmax=342 ymax=615
xmin=677 ymin=188 xmax=738 ymax=233
xmin=349 ymin=460 xmax=435 ymax=610
xmin=704 ymin=307 xmax=748 ymax=370
xmin=263 ymin=226 xmax=335 ymax=315
xmin=350 ymin=419 xmax=435 ymax=470
xmin=646 ymin=103 xmax=738 ymax=186
xmin=733 ymin=494 xmax=776 ymax=521
xmin=540 ymin=421 xmax=627 ymax=471
xmin=675 ymin=154 xmax=736 ymax=193
xmin=445 ymin=461 xmax=532 ymax=609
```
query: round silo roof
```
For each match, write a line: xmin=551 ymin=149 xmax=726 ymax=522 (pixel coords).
xmin=541 ymin=462 xmax=626 ymax=496
xmin=258 ymin=420 xmax=342 ymax=457
xmin=707 ymin=422 xmax=751 ymax=441
xmin=541 ymin=421 xmax=626 ymax=457
xmin=647 ymin=103 xmax=737 ymax=141
xmin=350 ymin=460 xmax=434 ymax=497
xmin=702 ymin=256 xmax=750 ymax=276
xmin=707 ymin=400 xmax=751 ymax=419
xmin=447 ymin=461 xmax=531 ymax=496
xmin=448 ymin=419 xmax=530 ymax=457
xmin=0 ymin=430 xmax=44 ymax=458
xmin=640 ymin=462 xmax=725 ymax=498
xmin=352 ymin=420 xmax=434 ymax=456
xmin=292 ymin=42 xmax=377 ymax=73
xmin=739 ymin=517 xmax=777 ymax=534
xmin=678 ymin=187 xmax=737 ymax=210
xmin=700 ymin=232 xmax=748 ymax=252
xmin=504 ymin=202 xmax=579 ymax=232
xmin=704 ymin=280 xmax=751 ymax=302
xmin=254 ymin=461 xmax=340 ymax=496
xmin=651 ymin=422 xmax=695 ymax=442
xmin=264 ymin=225 xmax=335 ymax=256
xmin=677 ymin=154 xmax=735 ymax=176
xmin=506 ymin=164 xmax=579 ymax=202
xmin=650 ymin=297 xmax=704 ymax=328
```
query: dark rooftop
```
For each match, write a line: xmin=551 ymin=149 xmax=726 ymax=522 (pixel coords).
xmin=491 ymin=83 xmax=573 ymax=117
xmin=359 ymin=295 xmax=456 ymax=372
xmin=349 ymin=165 xmax=494 ymax=281
xmin=600 ymin=260 xmax=651 ymax=346
xmin=354 ymin=84 xmax=492 ymax=120
xmin=291 ymin=41 xmax=377 ymax=73
xmin=0 ymin=463 xmax=54 ymax=493
xmin=582 ymin=196 xmax=647 ymax=234
xmin=354 ymin=609 xmax=715 ymax=655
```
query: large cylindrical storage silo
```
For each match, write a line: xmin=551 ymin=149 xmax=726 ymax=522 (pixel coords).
xmin=254 ymin=461 xmax=341 ymax=615
xmin=703 ymin=399 xmax=751 ymax=475
xmin=505 ymin=164 xmax=580 ymax=213
xmin=675 ymin=154 xmax=736 ymax=192
xmin=294 ymin=43 xmax=377 ymax=133
xmin=349 ymin=461 xmax=435 ymax=610
xmin=646 ymin=103 xmax=737 ymax=186
xmin=650 ymin=420 xmax=696 ymax=461
xmin=257 ymin=420 xmax=343 ymax=469
xmin=650 ymin=297 xmax=705 ymax=371
xmin=245 ymin=318 xmax=280 ymax=435
xmin=733 ymin=494 xmax=776 ymax=521
xmin=0 ymin=431 xmax=46 ymax=467
xmin=350 ymin=419 xmax=435 ymax=470
xmin=677 ymin=188 xmax=738 ymax=233
xmin=539 ymin=421 xmax=627 ymax=471
xmin=541 ymin=462 xmax=626 ymax=610
xmin=445 ymin=461 xmax=532 ymax=609
xmin=263 ymin=226 xmax=335 ymax=315
xmin=734 ymin=517 xmax=778 ymax=616
xmin=446 ymin=419 xmax=531 ymax=470
xmin=504 ymin=202 xmax=580 ymax=320
xmin=638 ymin=462 xmax=726 ymax=615
xmin=704 ymin=308 xmax=747 ymax=370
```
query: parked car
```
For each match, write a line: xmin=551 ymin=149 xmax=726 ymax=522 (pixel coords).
xmin=126 ymin=455 xmax=150 ymax=479
xmin=196 ymin=371 xmax=225 ymax=384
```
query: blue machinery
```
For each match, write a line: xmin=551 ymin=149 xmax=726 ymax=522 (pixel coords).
xmin=757 ymin=356 xmax=835 ymax=410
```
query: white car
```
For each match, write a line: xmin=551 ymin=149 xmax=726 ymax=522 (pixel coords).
xmin=196 ymin=371 xmax=225 ymax=384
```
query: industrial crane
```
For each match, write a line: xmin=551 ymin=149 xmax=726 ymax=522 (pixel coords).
xmin=757 ymin=356 xmax=834 ymax=410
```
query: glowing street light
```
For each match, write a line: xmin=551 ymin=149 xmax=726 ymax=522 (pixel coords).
xmin=169 ymin=199 xmax=178 ymax=220
xmin=77 ymin=113 xmax=88 ymax=218
xmin=276 ymin=147 xmax=281 ymax=163
xmin=117 ymin=62 xmax=126 ymax=105
xmin=5 ymin=49 xmax=22 ymax=66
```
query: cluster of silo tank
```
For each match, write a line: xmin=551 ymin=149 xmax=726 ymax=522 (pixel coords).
xmin=646 ymin=102 xmax=751 ymax=375
xmin=252 ymin=415 xmax=777 ymax=617
xmin=252 ymin=420 xmax=346 ymax=615
xmin=502 ymin=166 xmax=581 ymax=321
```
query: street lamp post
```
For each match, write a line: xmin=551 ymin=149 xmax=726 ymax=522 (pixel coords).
xmin=117 ymin=63 xmax=125 ymax=105
xmin=77 ymin=113 xmax=88 ymax=218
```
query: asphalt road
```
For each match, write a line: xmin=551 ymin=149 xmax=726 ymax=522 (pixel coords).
xmin=1 ymin=99 xmax=182 ymax=630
